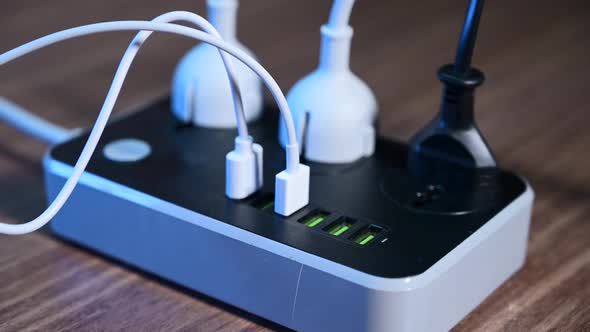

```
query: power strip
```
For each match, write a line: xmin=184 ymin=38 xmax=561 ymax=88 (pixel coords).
xmin=44 ymin=98 xmax=533 ymax=332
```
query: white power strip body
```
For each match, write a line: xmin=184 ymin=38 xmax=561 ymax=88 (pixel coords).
xmin=45 ymin=154 xmax=533 ymax=332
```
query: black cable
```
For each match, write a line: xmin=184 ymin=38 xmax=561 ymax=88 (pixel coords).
xmin=454 ymin=0 xmax=485 ymax=75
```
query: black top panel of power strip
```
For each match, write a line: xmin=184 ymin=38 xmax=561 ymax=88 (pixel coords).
xmin=50 ymin=98 xmax=526 ymax=278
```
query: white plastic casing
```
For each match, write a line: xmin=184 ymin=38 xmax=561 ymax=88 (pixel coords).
xmin=280 ymin=25 xmax=377 ymax=164
xmin=225 ymin=136 xmax=263 ymax=199
xmin=171 ymin=0 xmax=263 ymax=128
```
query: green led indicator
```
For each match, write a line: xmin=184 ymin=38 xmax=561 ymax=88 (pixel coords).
xmin=331 ymin=225 xmax=350 ymax=236
xmin=304 ymin=215 xmax=326 ymax=227
xmin=326 ymin=220 xmax=354 ymax=237
xmin=300 ymin=211 xmax=329 ymax=228
xmin=358 ymin=234 xmax=375 ymax=245
xmin=351 ymin=225 xmax=383 ymax=246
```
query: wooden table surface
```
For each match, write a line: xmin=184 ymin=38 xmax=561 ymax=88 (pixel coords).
xmin=1 ymin=0 xmax=589 ymax=331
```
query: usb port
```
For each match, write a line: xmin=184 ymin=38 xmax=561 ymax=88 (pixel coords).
xmin=350 ymin=225 xmax=383 ymax=246
xmin=252 ymin=194 xmax=274 ymax=211
xmin=299 ymin=210 xmax=329 ymax=228
xmin=324 ymin=217 xmax=356 ymax=237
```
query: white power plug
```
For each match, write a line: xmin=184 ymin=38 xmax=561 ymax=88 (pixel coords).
xmin=279 ymin=0 xmax=377 ymax=164
xmin=172 ymin=0 xmax=263 ymax=128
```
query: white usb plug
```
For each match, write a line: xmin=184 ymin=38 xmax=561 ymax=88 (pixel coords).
xmin=274 ymin=143 xmax=310 ymax=216
xmin=226 ymin=136 xmax=263 ymax=199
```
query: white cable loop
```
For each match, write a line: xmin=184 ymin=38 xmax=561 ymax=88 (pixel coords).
xmin=0 ymin=19 xmax=300 ymax=235
xmin=0 ymin=11 xmax=248 ymax=143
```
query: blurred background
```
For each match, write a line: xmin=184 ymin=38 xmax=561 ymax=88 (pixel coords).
xmin=0 ymin=0 xmax=589 ymax=331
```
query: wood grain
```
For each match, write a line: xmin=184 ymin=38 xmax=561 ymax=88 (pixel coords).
xmin=0 ymin=0 xmax=589 ymax=331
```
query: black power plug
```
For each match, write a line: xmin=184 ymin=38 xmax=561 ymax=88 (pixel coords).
xmin=408 ymin=0 xmax=496 ymax=178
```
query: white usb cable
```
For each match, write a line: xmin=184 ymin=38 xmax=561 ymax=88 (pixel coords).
xmin=130 ymin=11 xmax=262 ymax=200
xmin=0 ymin=11 xmax=260 ymax=200
xmin=0 ymin=11 xmax=247 ymax=142
xmin=0 ymin=19 xmax=309 ymax=235
xmin=0 ymin=97 xmax=74 ymax=144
